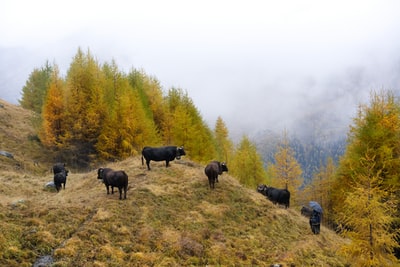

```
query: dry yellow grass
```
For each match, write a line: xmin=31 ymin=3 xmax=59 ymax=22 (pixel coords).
xmin=0 ymin=99 xmax=350 ymax=266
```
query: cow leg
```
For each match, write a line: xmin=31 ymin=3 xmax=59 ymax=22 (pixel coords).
xmin=165 ymin=160 xmax=170 ymax=167
xmin=118 ymin=187 xmax=122 ymax=200
xmin=111 ymin=186 xmax=114 ymax=194
xmin=123 ymin=186 xmax=127 ymax=199
xmin=209 ymin=177 xmax=215 ymax=189
xmin=216 ymin=175 xmax=219 ymax=183
xmin=146 ymin=160 xmax=151 ymax=170
xmin=106 ymin=185 xmax=110 ymax=194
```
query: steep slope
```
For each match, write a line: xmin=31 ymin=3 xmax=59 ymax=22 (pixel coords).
xmin=0 ymin=158 xmax=348 ymax=266
xmin=0 ymin=99 xmax=54 ymax=174
xmin=0 ymin=99 xmax=349 ymax=266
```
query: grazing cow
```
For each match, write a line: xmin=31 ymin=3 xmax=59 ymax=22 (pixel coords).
xmin=54 ymin=169 xmax=69 ymax=192
xmin=97 ymin=168 xmax=128 ymax=200
xmin=141 ymin=146 xmax=186 ymax=170
xmin=204 ymin=161 xmax=228 ymax=189
xmin=301 ymin=206 xmax=313 ymax=217
xmin=257 ymin=184 xmax=290 ymax=208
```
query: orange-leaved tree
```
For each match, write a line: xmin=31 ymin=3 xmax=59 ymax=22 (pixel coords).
xmin=41 ymin=65 xmax=66 ymax=148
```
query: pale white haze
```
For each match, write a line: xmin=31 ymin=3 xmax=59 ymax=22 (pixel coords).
xmin=1 ymin=0 xmax=400 ymax=139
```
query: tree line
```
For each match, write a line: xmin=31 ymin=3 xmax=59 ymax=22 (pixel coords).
xmin=19 ymin=48 xmax=400 ymax=265
xmin=20 ymin=48 xmax=269 ymax=186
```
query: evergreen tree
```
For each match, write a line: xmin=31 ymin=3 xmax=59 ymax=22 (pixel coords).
xmin=20 ymin=61 xmax=53 ymax=113
xmin=230 ymin=135 xmax=267 ymax=187
xmin=332 ymin=90 xmax=400 ymax=265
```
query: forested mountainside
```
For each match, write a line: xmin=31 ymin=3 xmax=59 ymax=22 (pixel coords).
xmin=254 ymin=130 xmax=347 ymax=181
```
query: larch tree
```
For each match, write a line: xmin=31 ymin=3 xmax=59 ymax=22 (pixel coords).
xmin=20 ymin=61 xmax=53 ymax=113
xmin=230 ymin=135 xmax=267 ymax=188
xmin=41 ymin=65 xmax=65 ymax=148
xmin=165 ymin=88 xmax=216 ymax=162
xmin=97 ymin=61 xmax=159 ymax=160
xmin=62 ymin=48 xmax=107 ymax=166
xmin=96 ymin=61 xmax=135 ymax=160
xmin=128 ymin=69 xmax=166 ymax=133
xmin=338 ymin=153 xmax=399 ymax=266
xmin=269 ymin=132 xmax=303 ymax=205
xmin=332 ymin=90 xmax=400 ymax=265
xmin=214 ymin=116 xmax=234 ymax=163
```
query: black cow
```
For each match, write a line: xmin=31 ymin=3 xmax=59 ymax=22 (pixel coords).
xmin=52 ymin=163 xmax=69 ymax=192
xmin=53 ymin=162 xmax=67 ymax=174
xmin=54 ymin=169 xmax=69 ymax=192
xmin=141 ymin=146 xmax=186 ymax=170
xmin=97 ymin=168 xmax=128 ymax=200
xmin=257 ymin=184 xmax=290 ymax=208
xmin=204 ymin=161 xmax=228 ymax=189
xmin=301 ymin=206 xmax=313 ymax=217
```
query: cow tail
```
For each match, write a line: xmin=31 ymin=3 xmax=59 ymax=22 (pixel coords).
xmin=141 ymin=156 xmax=144 ymax=165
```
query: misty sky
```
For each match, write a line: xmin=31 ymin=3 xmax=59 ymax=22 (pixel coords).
xmin=1 ymin=0 xmax=400 ymax=139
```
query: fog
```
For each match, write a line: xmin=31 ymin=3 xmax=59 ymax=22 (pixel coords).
xmin=1 ymin=0 xmax=400 ymax=140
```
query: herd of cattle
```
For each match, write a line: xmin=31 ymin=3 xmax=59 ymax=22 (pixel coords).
xmin=50 ymin=145 xmax=292 ymax=210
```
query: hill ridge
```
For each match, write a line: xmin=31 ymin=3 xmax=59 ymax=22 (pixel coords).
xmin=0 ymin=99 xmax=348 ymax=266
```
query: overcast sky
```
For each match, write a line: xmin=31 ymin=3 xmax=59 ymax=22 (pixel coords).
xmin=1 ymin=0 xmax=400 ymax=140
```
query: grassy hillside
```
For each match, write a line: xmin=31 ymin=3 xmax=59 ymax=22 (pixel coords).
xmin=0 ymin=99 xmax=55 ymax=174
xmin=0 ymin=99 xmax=349 ymax=266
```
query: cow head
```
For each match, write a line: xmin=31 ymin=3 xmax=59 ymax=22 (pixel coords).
xmin=221 ymin=162 xmax=228 ymax=172
xmin=176 ymin=146 xmax=186 ymax=159
xmin=257 ymin=184 xmax=268 ymax=196
xmin=97 ymin=168 xmax=104 ymax=180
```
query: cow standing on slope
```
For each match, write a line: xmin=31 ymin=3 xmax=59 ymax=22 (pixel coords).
xmin=97 ymin=168 xmax=128 ymax=200
xmin=141 ymin=146 xmax=186 ymax=170
xmin=53 ymin=163 xmax=69 ymax=192
xmin=257 ymin=184 xmax=290 ymax=209
xmin=205 ymin=161 xmax=228 ymax=189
